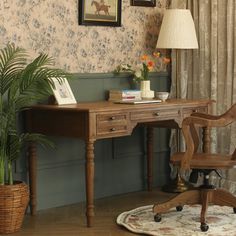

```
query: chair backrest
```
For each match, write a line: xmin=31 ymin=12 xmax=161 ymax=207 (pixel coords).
xmin=180 ymin=103 xmax=236 ymax=170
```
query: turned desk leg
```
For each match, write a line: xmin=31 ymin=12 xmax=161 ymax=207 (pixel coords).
xmin=28 ymin=142 xmax=37 ymax=216
xmin=147 ymin=127 xmax=154 ymax=191
xmin=86 ymin=139 xmax=95 ymax=227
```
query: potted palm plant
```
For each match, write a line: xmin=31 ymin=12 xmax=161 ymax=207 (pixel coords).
xmin=0 ymin=43 xmax=69 ymax=234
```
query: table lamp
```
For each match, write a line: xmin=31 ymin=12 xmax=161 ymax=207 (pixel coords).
xmin=156 ymin=9 xmax=199 ymax=192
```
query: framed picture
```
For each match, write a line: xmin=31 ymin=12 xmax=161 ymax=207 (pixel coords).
xmin=78 ymin=0 xmax=121 ymax=27
xmin=131 ymin=0 xmax=156 ymax=7
xmin=50 ymin=78 xmax=77 ymax=105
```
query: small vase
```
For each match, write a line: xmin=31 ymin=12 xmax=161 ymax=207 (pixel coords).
xmin=140 ymin=80 xmax=154 ymax=99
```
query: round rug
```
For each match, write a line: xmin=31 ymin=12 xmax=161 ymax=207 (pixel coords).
xmin=117 ymin=205 xmax=236 ymax=236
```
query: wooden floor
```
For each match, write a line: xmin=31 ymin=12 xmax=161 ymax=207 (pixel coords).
xmin=12 ymin=189 xmax=174 ymax=236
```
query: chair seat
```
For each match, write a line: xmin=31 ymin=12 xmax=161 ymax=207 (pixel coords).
xmin=171 ymin=152 xmax=236 ymax=169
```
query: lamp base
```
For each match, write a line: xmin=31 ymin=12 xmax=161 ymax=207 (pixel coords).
xmin=162 ymin=173 xmax=193 ymax=193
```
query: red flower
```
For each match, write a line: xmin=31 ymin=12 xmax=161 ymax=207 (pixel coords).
xmin=147 ymin=60 xmax=154 ymax=70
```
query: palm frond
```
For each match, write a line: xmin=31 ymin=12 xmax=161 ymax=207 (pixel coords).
xmin=21 ymin=133 xmax=54 ymax=149
xmin=18 ymin=54 xmax=70 ymax=106
xmin=7 ymin=133 xmax=54 ymax=162
xmin=0 ymin=44 xmax=27 ymax=95
xmin=0 ymin=112 xmax=9 ymax=148
xmin=6 ymin=133 xmax=21 ymax=162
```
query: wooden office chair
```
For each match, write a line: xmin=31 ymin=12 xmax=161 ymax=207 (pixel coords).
xmin=153 ymin=104 xmax=236 ymax=232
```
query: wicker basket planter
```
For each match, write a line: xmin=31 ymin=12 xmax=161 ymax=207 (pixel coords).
xmin=0 ymin=181 xmax=29 ymax=234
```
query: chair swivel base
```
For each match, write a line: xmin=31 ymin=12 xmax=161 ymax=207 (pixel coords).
xmin=153 ymin=188 xmax=236 ymax=232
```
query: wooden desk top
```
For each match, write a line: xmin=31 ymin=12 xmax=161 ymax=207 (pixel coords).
xmin=30 ymin=99 xmax=212 ymax=112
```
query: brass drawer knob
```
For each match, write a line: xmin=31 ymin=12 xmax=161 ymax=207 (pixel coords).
xmin=110 ymin=127 xmax=116 ymax=131
xmin=110 ymin=116 xmax=116 ymax=120
xmin=154 ymin=112 xmax=159 ymax=116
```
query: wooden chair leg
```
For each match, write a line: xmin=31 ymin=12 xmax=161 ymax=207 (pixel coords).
xmin=153 ymin=190 xmax=201 ymax=214
xmin=199 ymin=190 xmax=216 ymax=232
xmin=212 ymin=188 xmax=236 ymax=208
xmin=200 ymin=190 xmax=209 ymax=224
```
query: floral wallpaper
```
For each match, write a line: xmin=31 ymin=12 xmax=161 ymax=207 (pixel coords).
xmin=0 ymin=0 xmax=169 ymax=73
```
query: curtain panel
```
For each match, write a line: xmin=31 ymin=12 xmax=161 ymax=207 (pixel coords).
xmin=169 ymin=0 xmax=236 ymax=191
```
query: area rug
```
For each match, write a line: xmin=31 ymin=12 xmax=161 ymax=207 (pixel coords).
xmin=117 ymin=205 xmax=236 ymax=236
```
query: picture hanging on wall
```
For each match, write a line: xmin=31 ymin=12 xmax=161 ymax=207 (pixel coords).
xmin=131 ymin=0 xmax=156 ymax=7
xmin=78 ymin=0 xmax=122 ymax=27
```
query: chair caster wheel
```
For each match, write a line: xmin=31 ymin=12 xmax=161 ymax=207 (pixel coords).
xmin=176 ymin=206 xmax=183 ymax=211
xmin=200 ymin=223 xmax=209 ymax=232
xmin=233 ymin=207 xmax=236 ymax=213
xmin=154 ymin=214 xmax=162 ymax=222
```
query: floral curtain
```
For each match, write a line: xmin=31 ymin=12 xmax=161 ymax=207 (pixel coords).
xmin=170 ymin=0 xmax=236 ymax=192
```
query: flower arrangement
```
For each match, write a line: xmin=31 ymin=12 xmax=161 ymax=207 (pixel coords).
xmin=115 ymin=53 xmax=170 ymax=83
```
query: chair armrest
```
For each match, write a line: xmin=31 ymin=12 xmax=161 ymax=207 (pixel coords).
xmin=190 ymin=104 xmax=236 ymax=127
xmin=191 ymin=112 xmax=219 ymax=120
xmin=184 ymin=112 xmax=233 ymax=128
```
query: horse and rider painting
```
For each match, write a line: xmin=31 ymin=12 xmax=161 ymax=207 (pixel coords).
xmin=92 ymin=0 xmax=111 ymax=16
xmin=78 ymin=0 xmax=121 ymax=27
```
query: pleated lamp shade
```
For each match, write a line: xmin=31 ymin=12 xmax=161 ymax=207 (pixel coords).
xmin=156 ymin=9 xmax=198 ymax=49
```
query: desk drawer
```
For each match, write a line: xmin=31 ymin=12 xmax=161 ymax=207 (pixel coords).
xmin=96 ymin=112 xmax=129 ymax=136
xmin=131 ymin=109 xmax=180 ymax=121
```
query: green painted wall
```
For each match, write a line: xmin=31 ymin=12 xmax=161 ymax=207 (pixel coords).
xmin=17 ymin=72 xmax=171 ymax=210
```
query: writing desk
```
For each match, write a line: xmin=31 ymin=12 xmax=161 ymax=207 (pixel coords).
xmin=24 ymin=99 xmax=212 ymax=227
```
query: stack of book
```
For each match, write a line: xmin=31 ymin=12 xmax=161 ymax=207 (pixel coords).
xmin=109 ymin=89 xmax=141 ymax=101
